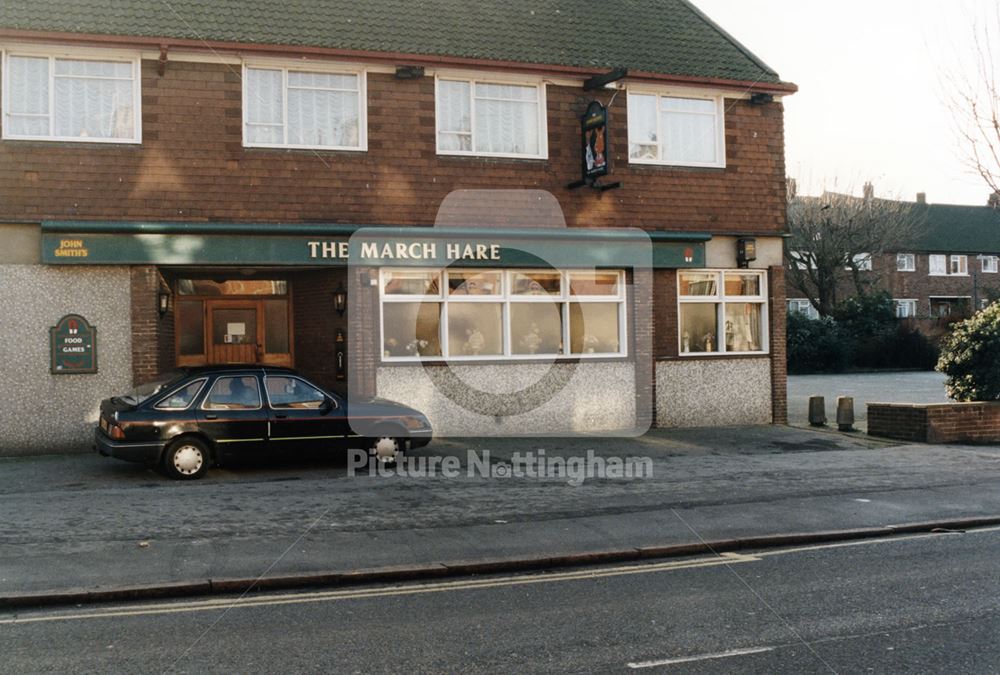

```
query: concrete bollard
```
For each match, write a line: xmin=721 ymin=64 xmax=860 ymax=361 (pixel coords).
xmin=837 ymin=396 xmax=855 ymax=432
xmin=808 ymin=396 xmax=826 ymax=426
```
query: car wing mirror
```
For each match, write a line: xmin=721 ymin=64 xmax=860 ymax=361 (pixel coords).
xmin=321 ymin=396 xmax=336 ymax=413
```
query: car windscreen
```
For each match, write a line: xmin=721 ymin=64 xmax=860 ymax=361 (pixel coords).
xmin=116 ymin=371 xmax=187 ymax=406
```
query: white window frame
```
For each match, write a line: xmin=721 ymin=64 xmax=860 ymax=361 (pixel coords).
xmin=950 ymin=255 xmax=968 ymax=276
xmin=379 ymin=268 xmax=626 ymax=362
xmin=1 ymin=46 xmax=142 ymax=144
xmin=788 ymin=250 xmax=816 ymax=270
xmin=847 ymin=253 xmax=872 ymax=271
xmin=677 ymin=269 xmax=769 ymax=356
xmin=242 ymin=61 xmax=368 ymax=152
xmin=626 ymin=88 xmax=726 ymax=168
xmin=929 ymin=254 xmax=947 ymax=276
xmin=896 ymin=253 xmax=916 ymax=272
xmin=981 ymin=255 xmax=998 ymax=273
xmin=787 ymin=298 xmax=819 ymax=320
xmin=434 ymin=73 xmax=548 ymax=160
xmin=894 ymin=299 xmax=917 ymax=319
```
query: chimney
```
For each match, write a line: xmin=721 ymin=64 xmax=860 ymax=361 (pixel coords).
xmin=916 ymin=192 xmax=926 ymax=204
xmin=786 ymin=177 xmax=797 ymax=199
xmin=862 ymin=182 xmax=874 ymax=201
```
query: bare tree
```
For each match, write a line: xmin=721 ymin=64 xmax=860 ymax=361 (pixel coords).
xmin=944 ymin=6 xmax=1000 ymax=200
xmin=784 ymin=183 xmax=924 ymax=317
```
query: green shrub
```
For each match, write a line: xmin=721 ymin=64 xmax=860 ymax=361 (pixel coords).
xmin=937 ymin=303 xmax=1000 ymax=401
xmin=786 ymin=312 xmax=853 ymax=373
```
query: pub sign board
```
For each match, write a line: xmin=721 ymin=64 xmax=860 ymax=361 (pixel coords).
xmin=582 ymin=100 xmax=610 ymax=180
xmin=50 ymin=314 xmax=98 ymax=374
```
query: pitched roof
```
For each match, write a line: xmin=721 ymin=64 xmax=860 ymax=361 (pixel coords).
xmin=910 ymin=202 xmax=1000 ymax=253
xmin=0 ymin=0 xmax=790 ymax=87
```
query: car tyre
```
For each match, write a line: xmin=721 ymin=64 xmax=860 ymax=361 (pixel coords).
xmin=368 ymin=436 xmax=405 ymax=468
xmin=163 ymin=437 xmax=210 ymax=480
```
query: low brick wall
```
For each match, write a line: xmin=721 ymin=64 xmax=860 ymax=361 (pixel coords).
xmin=868 ymin=402 xmax=1000 ymax=444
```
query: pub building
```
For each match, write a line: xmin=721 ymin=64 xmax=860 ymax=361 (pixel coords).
xmin=0 ymin=1 xmax=796 ymax=452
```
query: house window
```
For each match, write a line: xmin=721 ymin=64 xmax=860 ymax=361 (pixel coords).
xmin=929 ymin=254 xmax=967 ymax=276
xmin=2 ymin=51 xmax=140 ymax=142
xmin=788 ymin=250 xmax=815 ymax=270
xmin=678 ymin=270 xmax=768 ymax=354
xmin=848 ymin=253 xmax=872 ymax=271
xmin=627 ymin=91 xmax=725 ymax=167
xmin=894 ymin=299 xmax=917 ymax=319
xmin=787 ymin=298 xmax=819 ymax=320
xmin=435 ymin=77 xmax=546 ymax=158
xmin=243 ymin=65 xmax=365 ymax=150
xmin=950 ymin=255 xmax=968 ymax=275
xmin=897 ymin=253 xmax=916 ymax=272
xmin=982 ymin=256 xmax=998 ymax=273
xmin=380 ymin=269 xmax=625 ymax=360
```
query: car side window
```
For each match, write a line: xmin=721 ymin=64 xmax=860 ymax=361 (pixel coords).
xmin=203 ymin=376 xmax=262 ymax=410
xmin=265 ymin=376 xmax=326 ymax=409
xmin=155 ymin=379 xmax=206 ymax=410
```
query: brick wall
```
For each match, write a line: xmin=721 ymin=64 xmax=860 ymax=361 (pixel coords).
xmin=129 ymin=266 xmax=173 ymax=384
xmin=768 ymin=265 xmax=787 ymax=423
xmin=868 ymin=401 xmax=1000 ymax=444
xmin=0 ymin=60 xmax=787 ymax=236
xmin=291 ymin=269 xmax=348 ymax=393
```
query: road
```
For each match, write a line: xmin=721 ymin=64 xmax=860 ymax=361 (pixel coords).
xmin=4 ymin=526 xmax=1000 ymax=673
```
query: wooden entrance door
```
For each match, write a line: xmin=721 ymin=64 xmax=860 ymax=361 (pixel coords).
xmin=208 ymin=301 xmax=260 ymax=364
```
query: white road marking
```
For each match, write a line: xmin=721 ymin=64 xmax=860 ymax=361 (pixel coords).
xmin=627 ymin=646 xmax=775 ymax=668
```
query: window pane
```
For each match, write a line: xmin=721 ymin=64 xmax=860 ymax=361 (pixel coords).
xmin=474 ymin=83 xmax=537 ymax=101
xmin=287 ymin=88 xmax=359 ymax=147
xmin=679 ymin=272 xmax=718 ymax=296
xmin=266 ymin=376 xmax=325 ymax=409
xmin=570 ymin=302 xmax=620 ymax=354
xmin=447 ymin=303 xmax=503 ymax=356
xmin=287 ymin=71 xmax=357 ymax=90
xmin=177 ymin=300 xmax=205 ymax=356
xmin=570 ymin=272 xmax=619 ymax=296
xmin=661 ymin=96 xmax=716 ymax=114
xmin=474 ymin=97 xmax=539 ymax=155
xmin=724 ymin=273 xmax=761 ymax=297
xmin=511 ymin=271 xmax=560 ymax=296
xmin=53 ymin=70 xmax=134 ymax=139
xmin=8 ymin=55 xmax=50 ymax=137
xmin=264 ymin=299 xmax=289 ymax=354
xmin=448 ymin=271 xmax=501 ymax=295
xmin=176 ymin=279 xmax=288 ymax=296
xmin=246 ymin=68 xmax=283 ymax=125
xmin=680 ymin=303 xmax=718 ymax=353
xmin=511 ymin=302 xmax=563 ymax=355
xmin=383 ymin=302 xmax=442 ymax=357
xmin=156 ymin=380 xmax=205 ymax=410
xmin=438 ymin=80 xmax=471 ymax=134
xmin=383 ymin=271 xmax=440 ymax=296
xmin=204 ymin=376 xmax=261 ymax=410
xmin=627 ymin=93 xmax=657 ymax=159
xmin=662 ymin=109 xmax=716 ymax=164
xmin=724 ymin=303 xmax=762 ymax=352
xmin=54 ymin=59 xmax=132 ymax=78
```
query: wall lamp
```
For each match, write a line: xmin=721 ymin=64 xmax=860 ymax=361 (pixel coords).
xmin=157 ymin=290 xmax=171 ymax=317
xmin=334 ymin=285 xmax=347 ymax=316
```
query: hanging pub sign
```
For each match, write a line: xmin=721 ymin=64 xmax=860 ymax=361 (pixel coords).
xmin=50 ymin=314 xmax=98 ymax=374
xmin=582 ymin=100 xmax=610 ymax=180
xmin=568 ymin=100 xmax=620 ymax=191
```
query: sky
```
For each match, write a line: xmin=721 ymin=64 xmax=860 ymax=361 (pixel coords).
xmin=692 ymin=0 xmax=998 ymax=206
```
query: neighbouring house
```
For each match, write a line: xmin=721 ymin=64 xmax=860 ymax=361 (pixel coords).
xmin=0 ymin=0 xmax=796 ymax=452
xmin=786 ymin=192 xmax=1000 ymax=338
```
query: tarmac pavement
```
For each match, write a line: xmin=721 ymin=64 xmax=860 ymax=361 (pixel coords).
xmin=3 ymin=425 xmax=1000 ymax=605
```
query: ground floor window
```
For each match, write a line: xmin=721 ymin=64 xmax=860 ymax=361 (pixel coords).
xmin=787 ymin=298 xmax=819 ymax=320
xmin=380 ymin=268 xmax=627 ymax=360
xmin=894 ymin=299 xmax=917 ymax=318
xmin=678 ymin=270 xmax=768 ymax=354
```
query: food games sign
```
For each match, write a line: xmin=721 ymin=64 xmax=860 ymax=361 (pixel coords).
xmin=50 ymin=314 xmax=98 ymax=374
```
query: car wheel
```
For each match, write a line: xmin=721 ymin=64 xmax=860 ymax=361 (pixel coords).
xmin=368 ymin=436 xmax=405 ymax=467
xmin=163 ymin=438 xmax=210 ymax=480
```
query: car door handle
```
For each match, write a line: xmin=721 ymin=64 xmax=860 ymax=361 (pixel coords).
xmin=275 ymin=413 xmax=288 ymax=419
xmin=205 ymin=414 xmax=218 ymax=420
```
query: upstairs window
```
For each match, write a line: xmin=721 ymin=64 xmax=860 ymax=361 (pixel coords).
xmin=627 ymin=91 xmax=725 ymax=167
xmin=436 ymin=77 xmax=546 ymax=158
xmin=2 ymin=51 xmax=140 ymax=143
xmin=929 ymin=254 xmax=968 ymax=276
xmin=243 ymin=65 xmax=365 ymax=150
xmin=896 ymin=253 xmax=916 ymax=272
xmin=950 ymin=255 xmax=968 ymax=275
xmin=982 ymin=256 xmax=998 ymax=273
xmin=847 ymin=253 xmax=872 ymax=271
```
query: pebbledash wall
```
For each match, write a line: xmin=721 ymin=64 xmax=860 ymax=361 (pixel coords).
xmin=0 ymin=228 xmax=133 ymax=454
